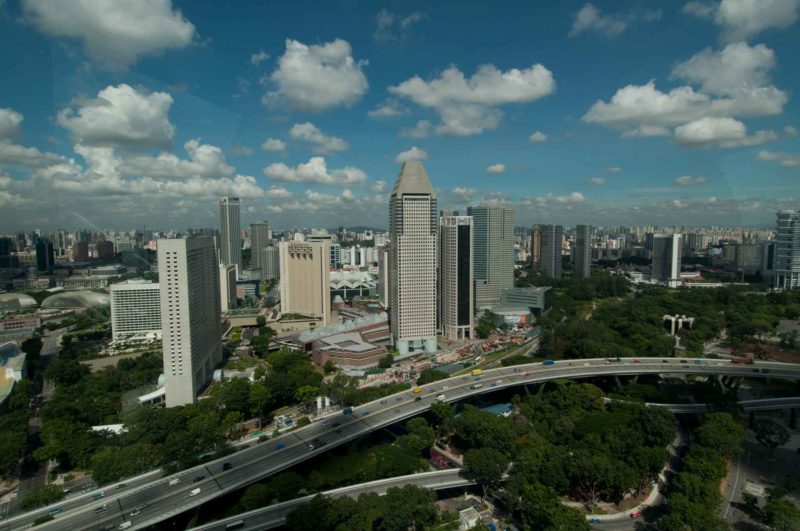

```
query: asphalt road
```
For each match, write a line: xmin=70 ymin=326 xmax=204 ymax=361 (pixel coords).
xmin=5 ymin=357 xmax=799 ymax=531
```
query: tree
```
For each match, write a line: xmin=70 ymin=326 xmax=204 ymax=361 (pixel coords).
xmin=429 ymin=401 xmax=454 ymax=440
xmin=416 ymin=368 xmax=448 ymax=385
xmin=382 ymin=485 xmax=437 ymax=531
xmin=398 ymin=418 xmax=436 ymax=456
xmin=464 ymin=447 xmax=508 ymax=500
xmin=695 ymin=412 xmax=744 ymax=459
xmin=91 ymin=443 xmax=161 ymax=485
xmin=294 ymin=385 xmax=319 ymax=405
xmin=248 ymin=383 xmax=272 ymax=417
xmin=20 ymin=484 xmax=66 ymax=510
xmin=218 ymin=378 xmax=251 ymax=415
xmin=754 ymin=419 xmax=790 ymax=457
xmin=378 ymin=353 xmax=394 ymax=368
xmin=44 ymin=358 xmax=89 ymax=386
xmin=765 ymin=496 xmax=800 ymax=531
xmin=256 ymin=315 xmax=266 ymax=327
xmin=515 ymin=482 xmax=590 ymax=531
xmin=323 ymin=360 xmax=336 ymax=374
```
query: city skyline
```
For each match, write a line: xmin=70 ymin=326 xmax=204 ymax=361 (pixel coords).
xmin=0 ymin=1 xmax=798 ymax=231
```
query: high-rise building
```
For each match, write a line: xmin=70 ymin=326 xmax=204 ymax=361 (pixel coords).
xmin=775 ymin=210 xmax=800 ymax=289
xmin=110 ymin=280 xmax=161 ymax=342
xmin=540 ymin=225 xmax=564 ymax=279
xmin=250 ymin=220 xmax=269 ymax=271
xmin=219 ymin=264 xmax=237 ymax=312
xmin=279 ymin=241 xmax=331 ymax=326
xmin=734 ymin=244 xmax=761 ymax=273
xmin=761 ymin=240 xmax=776 ymax=282
xmin=389 ymin=160 xmax=438 ymax=357
xmin=439 ymin=216 xmax=474 ymax=340
xmin=262 ymin=246 xmax=280 ymax=281
xmin=377 ymin=245 xmax=389 ymax=307
xmin=96 ymin=240 xmax=114 ymax=258
xmin=0 ymin=237 xmax=15 ymax=256
xmin=158 ymin=237 xmax=222 ymax=407
xmin=468 ymin=205 xmax=515 ymax=310
xmin=72 ymin=241 xmax=89 ymax=262
xmin=530 ymin=225 xmax=541 ymax=269
xmin=574 ymin=225 xmax=592 ymax=279
xmin=218 ymin=197 xmax=242 ymax=276
xmin=652 ymin=234 xmax=682 ymax=288
xmin=35 ymin=239 xmax=55 ymax=274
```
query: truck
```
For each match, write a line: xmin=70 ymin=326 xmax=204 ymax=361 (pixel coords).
xmin=542 ymin=359 xmax=555 ymax=365
xmin=413 ymin=387 xmax=423 ymax=394
xmin=471 ymin=369 xmax=483 ymax=376
xmin=342 ymin=407 xmax=353 ymax=415
xmin=731 ymin=357 xmax=753 ymax=364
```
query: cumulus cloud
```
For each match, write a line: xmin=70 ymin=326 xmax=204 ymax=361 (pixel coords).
xmin=57 ymin=84 xmax=175 ymax=150
xmin=784 ymin=125 xmax=798 ymax=137
xmin=529 ymin=131 xmax=547 ymax=143
xmin=588 ymin=177 xmax=606 ymax=185
xmin=683 ymin=0 xmax=800 ymax=42
xmin=0 ymin=108 xmax=23 ymax=140
xmin=369 ymin=180 xmax=386 ymax=192
xmin=250 ymin=50 xmax=269 ymax=66
xmin=757 ymin=150 xmax=800 ymax=167
xmin=451 ymin=187 xmax=478 ymax=201
xmin=374 ymin=9 xmax=427 ymax=41
xmin=263 ymin=38 xmax=368 ymax=111
xmin=486 ymin=163 xmax=506 ymax=174
xmin=265 ymin=186 xmax=292 ymax=198
xmin=673 ymin=116 xmax=777 ymax=147
xmin=401 ymin=120 xmax=433 ymax=138
xmin=621 ymin=125 xmax=671 ymax=138
xmin=263 ymin=156 xmax=366 ymax=185
xmin=367 ymin=99 xmax=407 ymax=118
xmin=672 ymin=42 xmax=776 ymax=96
xmin=261 ymin=138 xmax=286 ymax=153
xmin=0 ymin=141 xmax=67 ymax=168
xmin=395 ymin=146 xmax=428 ymax=163
xmin=674 ymin=175 xmax=708 ymax=186
xmin=289 ymin=122 xmax=348 ymax=153
xmin=389 ymin=63 xmax=555 ymax=136
xmin=569 ymin=3 xmax=661 ymax=38
xmin=22 ymin=0 xmax=195 ymax=70
xmin=605 ymin=166 xmax=622 ymax=173
xmin=120 ymin=139 xmax=235 ymax=178
xmin=230 ymin=144 xmax=253 ymax=156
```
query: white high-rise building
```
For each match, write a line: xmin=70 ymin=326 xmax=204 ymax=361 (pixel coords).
xmin=110 ymin=280 xmax=161 ymax=342
xmin=262 ymin=246 xmax=280 ymax=280
xmin=219 ymin=197 xmax=242 ymax=276
xmin=651 ymin=234 xmax=682 ymax=288
xmin=219 ymin=264 xmax=237 ymax=312
xmin=775 ymin=210 xmax=800 ymax=289
xmin=439 ymin=216 xmax=474 ymax=340
xmin=468 ymin=205 xmax=515 ymax=310
xmin=389 ymin=160 xmax=437 ymax=357
xmin=279 ymin=241 xmax=331 ymax=326
xmin=158 ymin=237 xmax=222 ymax=407
xmin=250 ymin=220 xmax=270 ymax=271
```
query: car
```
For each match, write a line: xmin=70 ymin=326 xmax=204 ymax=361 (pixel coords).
xmin=92 ymin=491 xmax=106 ymax=500
xmin=496 ymin=379 xmax=503 ymax=384
xmin=630 ymin=511 xmax=641 ymax=518
xmin=761 ymin=368 xmax=770 ymax=373
xmin=461 ymin=376 xmax=468 ymax=381
xmin=662 ymin=359 xmax=669 ymax=363
xmin=414 ymin=396 xmax=421 ymax=401
xmin=189 ymin=488 xmax=201 ymax=497
xmin=169 ymin=478 xmax=181 ymax=486
xmin=524 ymin=372 xmax=530 ymax=376
xmin=322 ymin=420 xmax=331 ymax=427
xmin=95 ymin=504 xmax=109 ymax=513
xmin=475 ymin=376 xmax=482 ymax=381
xmin=275 ymin=443 xmax=286 ymax=450
xmin=436 ymin=394 xmax=446 ymax=401
xmin=589 ymin=517 xmax=601 ymax=524
xmin=443 ymin=385 xmax=449 ymax=390
xmin=115 ymin=483 xmax=127 ymax=490
xmin=334 ymin=428 xmax=342 ymax=434
xmin=395 ymin=397 xmax=403 ymax=402
xmin=634 ymin=359 xmax=641 ymax=363
xmin=752 ymin=368 xmax=760 ymax=372
xmin=130 ymin=509 xmax=141 ymax=517
xmin=584 ymin=362 xmax=591 ymax=366
xmin=332 ymin=421 xmax=340 ymax=427
xmin=362 ymin=411 xmax=370 ymax=416
xmin=680 ymin=360 xmax=688 ymax=364
xmin=513 ymin=367 xmax=521 ymax=372
xmin=193 ymin=475 xmax=205 ymax=482
xmin=568 ymin=362 xmax=575 ymax=366
xmin=380 ymin=399 xmax=388 ymax=404
xmin=48 ymin=508 xmax=63 ymax=515
xmin=491 ymin=382 xmax=498 ymax=387
xmin=222 ymin=462 xmax=233 ymax=471
xmin=119 ymin=523 xmax=132 ymax=530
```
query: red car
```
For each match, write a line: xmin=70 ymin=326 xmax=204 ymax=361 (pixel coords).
xmin=630 ymin=511 xmax=641 ymax=519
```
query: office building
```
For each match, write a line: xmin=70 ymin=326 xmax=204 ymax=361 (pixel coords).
xmin=499 ymin=287 xmax=553 ymax=316
xmin=439 ymin=215 xmax=474 ymax=340
xmin=218 ymin=197 xmax=242 ymax=275
xmin=540 ymin=225 xmax=564 ymax=279
xmin=96 ymin=240 xmax=114 ymax=258
xmin=220 ymin=264 xmax=237 ymax=312
xmin=279 ymin=241 xmax=331 ymax=326
xmin=262 ymin=246 xmax=280 ymax=281
xmin=158 ymin=237 xmax=222 ymax=407
xmin=307 ymin=232 xmax=340 ymax=269
xmin=35 ymin=239 xmax=55 ymax=274
xmin=775 ymin=210 xmax=800 ymax=289
xmin=652 ymin=234 xmax=682 ymax=288
xmin=761 ymin=241 xmax=775 ymax=282
xmin=72 ymin=241 xmax=89 ymax=262
xmin=389 ymin=160 xmax=438 ymax=356
xmin=377 ymin=245 xmax=389 ymax=307
xmin=468 ymin=205 xmax=515 ymax=310
xmin=0 ymin=237 xmax=13 ymax=256
xmin=684 ymin=232 xmax=708 ymax=253
xmin=734 ymin=244 xmax=761 ymax=274
xmin=530 ymin=225 xmax=541 ymax=269
xmin=250 ymin=220 xmax=269 ymax=271
xmin=574 ymin=225 xmax=592 ymax=279
xmin=110 ymin=280 xmax=161 ymax=342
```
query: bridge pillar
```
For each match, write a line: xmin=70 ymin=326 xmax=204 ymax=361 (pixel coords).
xmin=791 ymin=408 xmax=797 ymax=430
xmin=536 ymin=382 xmax=546 ymax=396
xmin=730 ymin=377 xmax=743 ymax=391
xmin=614 ymin=376 xmax=622 ymax=389
xmin=716 ymin=376 xmax=728 ymax=391
xmin=748 ymin=411 xmax=755 ymax=428
xmin=632 ymin=375 xmax=639 ymax=384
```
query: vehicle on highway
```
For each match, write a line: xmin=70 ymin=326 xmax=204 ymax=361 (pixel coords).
xmin=662 ymin=359 xmax=669 ymax=363
xmin=413 ymin=387 xmax=423 ymax=394
xmin=130 ymin=509 xmax=141 ymax=517
xmin=92 ymin=491 xmax=106 ymax=500
xmin=322 ymin=420 xmax=331 ymax=427
xmin=680 ymin=360 xmax=688 ymax=364
xmin=475 ymin=376 xmax=482 ymax=381
xmin=443 ymin=385 xmax=449 ymax=390
xmin=189 ymin=488 xmax=202 ymax=497
xmin=513 ymin=367 xmax=521 ymax=372
xmin=275 ymin=443 xmax=286 ymax=450
xmin=761 ymin=368 xmax=770 ymax=373
xmin=226 ymin=520 xmax=245 ymax=530
xmin=169 ymin=478 xmax=181 ymax=486
xmin=414 ymin=396 xmax=422 ymax=401
xmin=94 ymin=504 xmax=108 ymax=513
xmin=114 ymin=483 xmax=126 ymax=490
xmin=193 ymin=475 xmax=205 ymax=482
xmin=436 ymin=394 xmax=446 ymax=401
xmin=732 ymin=356 xmax=753 ymax=364
xmin=332 ymin=421 xmax=340 ymax=427
xmin=362 ymin=411 xmax=370 ymax=416
xmin=496 ymin=379 xmax=503 ymax=384
xmin=343 ymin=407 xmax=353 ymax=415
xmin=694 ymin=359 xmax=703 ymax=365
xmin=119 ymin=522 xmax=132 ymax=530
xmin=589 ymin=517 xmax=601 ymax=524
xmin=470 ymin=383 xmax=483 ymax=390
xmin=542 ymin=359 xmax=554 ymax=365
xmin=334 ymin=428 xmax=342 ymax=434
xmin=634 ymin=359 xmax=641 ymax=363
xmin=223 ymin=462 xmax=233 ymax=471
xmin=48 ymin=508 xmax=63 ymax=515
xmin=395 ymin=397 xmax=402 ymax=402
xmin=380 ymin=399 xmax=388 ymax=404
xmin=630 ymin=510 xmax=641 ymax=518
xmin=491 ymin=382 xmax=497 ymax=387
xmin=471 ymin=369 xmax=483 ymax=376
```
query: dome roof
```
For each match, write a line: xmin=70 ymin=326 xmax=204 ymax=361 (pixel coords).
xmin=0 ymin=293 xmax=37 ymax=310
xmin=42 ymin=290 xmax=109 ymax=309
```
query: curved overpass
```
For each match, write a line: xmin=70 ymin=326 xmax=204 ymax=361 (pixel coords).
xmin=8 ymin=358 xmax=800 ymax=531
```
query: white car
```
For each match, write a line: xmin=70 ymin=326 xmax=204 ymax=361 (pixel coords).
xmin=189 ymin=488 xmax=201 ymax=497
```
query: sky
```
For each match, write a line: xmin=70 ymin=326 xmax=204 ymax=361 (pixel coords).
xmin=0 ymin=0 xmax=799 ymax=232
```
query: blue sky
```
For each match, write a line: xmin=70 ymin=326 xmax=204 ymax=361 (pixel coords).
xmin=0 ymin=0 xmax=798 ymax=231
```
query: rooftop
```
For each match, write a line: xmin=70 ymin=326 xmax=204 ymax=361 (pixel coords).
xmin=391 ymin=160 xmax=435 ymax=197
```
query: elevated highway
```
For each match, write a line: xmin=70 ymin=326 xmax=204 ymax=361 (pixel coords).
xmin=6 ymin=357 xmax=800 ymax=531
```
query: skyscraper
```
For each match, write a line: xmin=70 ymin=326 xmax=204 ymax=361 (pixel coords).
xmin=574 ymin=225 xmax=592 ymax=279
xmin=652 ymin=234 xmax=682 ymax=288
xmin=110 ymin=280 xmax=161 ymax=342
xmin=158 ymin=237 xmax=222 ymax=407
xmin=530 ymin=225 xmax=542 ymax=270
xmin=250 ymin=220 xmax=270 ymax=271
xmin=389 ymin=160 xmax=437 ymax=357
xmin=219 ymin=264 xmax=237 ymax=312
xmin=35 ymin=239 xmax=55 ymax=274
xmin=279 ymin=241 xmax=331 ymax=326
xmin=775 ymin=210 xmax=800 ymax=289
xmin=262 ymin=246 xmax=280 ymax=281
xmin=72 ymin=241 xmax=89 ymax=262
xmin=439 ymin=216 xmax=474 ymax=340
xmin=218 ymin=197 xmax=242 ymax=276
xmin=540 ymin=225 xmax=564 ymax=279
xmin=468 ymin=205 xmax=515 ymax=310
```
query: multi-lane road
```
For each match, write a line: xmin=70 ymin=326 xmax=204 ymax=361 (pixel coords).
xmin=6 ymin=357 xmax=800 ymax=531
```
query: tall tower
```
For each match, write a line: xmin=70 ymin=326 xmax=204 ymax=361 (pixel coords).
xmin=468 ymin=205 xmax=515 ymax=310
xmin=574 ymin=224 xmax=592 ymax=279
xmin=250 ymin=220 xmax=270 ymax=272
xmin=158 ymin=237 xmax=222 ymax=407
xmin=279 ymin=241 xmax=331 ymax=327
xmin=218 ymin=197 xmax=242 ymax=276
xmin=389 ymin=160 xmax=437 ymax=357
xmin=439 ymin=216 xmax=474 ymax=341
xmin=35 ymin=239 xmax=55 ymax=274
xmin=530 ymin=225 xmax=542 ymax=270
xmin=540 ymin=224 xmax=563 ymax=279
xmin=652 ymin=234 xmax=683 ymax=288
xmin=775 ymin=210 xmax=800 ymax=289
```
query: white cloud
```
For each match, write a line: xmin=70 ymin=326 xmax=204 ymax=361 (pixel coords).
xmin=57 ymin=84 xmax=175 ymax=150
xmin=401 ymin=120 xmax=433 ymax=138
xmin=683 ymin=0 xmax=800 ymax=42
xmin=263 ymin=38 xmax=368 ymax=111
xmin=369 ymin=180 xmax=386 ymax=192
xmin=263 ymin=156 xmax=366 ymax=185
xmin=265 ymin=186 xmax=292 ymax=198
xmin=374 ymin=9 xmax=427 ymax=41
xmin=395 ymin=146 xmax=428 ymax=163
xmin=486 ymin=163 xmax=506 ymax=174
xmin=673 ymin=116 xmax=777 ymax=148
xmin=528 ymin=131 xmax=547 ymax=143
xmin=390 ymin=63 xmax=555 ymax=136
xmin=621 ymin=125 xmax=671 ymax=138
xmin=451 ymin=187 xmax=478 ymax=201
xmin=261 ymin=138 xmax=286 ymax=153
xmin=605 ymin=166 xmax=622 ymax=173
xmin=251 ymin=50 xmax=269 ymax=66
xmin=367 ymin=99 xmax=407 ymax=118
xmin=22 ymin=0 xmax=195 ymax=70
xmin=671 ymin=42 xmax=776 ymax=96
xmin=120 ymin=139 xmax=235 ymax=178
xmin=230 ymin=144 xmax=253 ymax=156
xmin=0 ymin=108 xmax=23 ymax=140
xmin=674 ymin=175 xmax=708 ymax=186
xmin=558 ymin=192 xmax=586 ymax=203
xmin=289 ymin=122 xmax=348 ymax=153
xmin=0 ymin=141 xmax=67 ymax=168
xmin=757 ymin=150 xmax=800 ymax=167
xmin=588 ymin=177 xmax=606 ymax=185
xmin=569 ymin=3 xmax=628 ymax=37
xmin=784 ymin=125 xmax=798 ymax=137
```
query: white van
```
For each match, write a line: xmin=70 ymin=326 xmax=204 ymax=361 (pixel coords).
xmin=119 ymin=523 xmax=132 ymax=530
xmin=436 ymin=394 xmax=446 ymax=401
xmin=168 ymin=478 xmax=180 ymax=486
xmin=189 ymin=488 xmax=201 ymax=497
